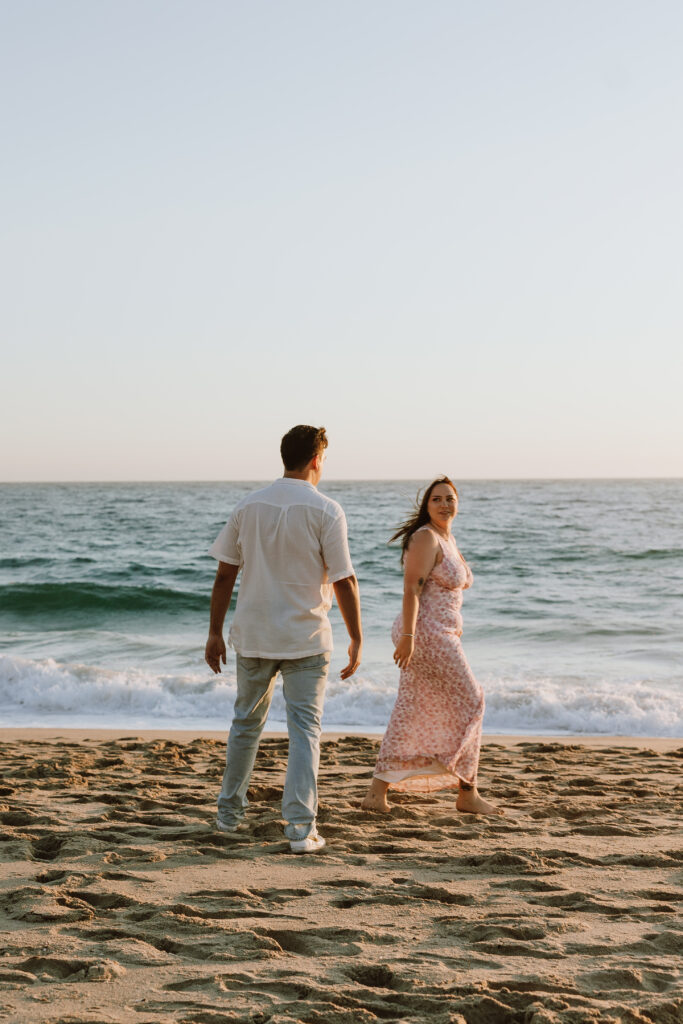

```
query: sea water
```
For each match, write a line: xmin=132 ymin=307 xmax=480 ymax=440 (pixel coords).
xmin=1 ymin=480 xmax=681 ymax=736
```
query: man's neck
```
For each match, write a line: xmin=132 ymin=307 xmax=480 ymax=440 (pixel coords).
xmin=283 ymin=470 xmax=318 ymax=486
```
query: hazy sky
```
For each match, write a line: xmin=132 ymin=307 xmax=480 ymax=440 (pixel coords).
xmin=2 ymin=1 xmax=681 ymax=480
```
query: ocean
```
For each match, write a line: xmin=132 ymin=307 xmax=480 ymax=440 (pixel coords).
xmin=1 ymin=480 xmax=681 ymax=737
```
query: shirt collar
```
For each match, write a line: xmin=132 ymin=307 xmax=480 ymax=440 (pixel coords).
xmin=280 ymin=476 xmax=317 ymax=490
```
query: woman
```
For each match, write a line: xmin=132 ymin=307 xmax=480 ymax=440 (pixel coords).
xmin=362 ymin=477 xmax=502 ymax=815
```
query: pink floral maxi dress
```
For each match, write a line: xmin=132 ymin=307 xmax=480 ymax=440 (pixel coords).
xmin=374 ymin=526 xmax=485 ymax=791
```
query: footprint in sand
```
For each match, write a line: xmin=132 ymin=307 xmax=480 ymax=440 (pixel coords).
xmin=578 ymin=967 xmax=678 ymax=993
xmin=14 ymin=956 xmax=125 ymax=983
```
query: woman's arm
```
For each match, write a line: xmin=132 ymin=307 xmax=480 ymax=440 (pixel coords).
xmin=393 ymin=530 xmax=439 ymax=669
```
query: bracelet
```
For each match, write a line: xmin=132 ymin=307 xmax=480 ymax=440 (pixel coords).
xmin=401 ymin=633 xmax=415 ymax=637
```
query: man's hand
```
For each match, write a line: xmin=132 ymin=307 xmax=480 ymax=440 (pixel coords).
xmin=205 ymin=632 xmax=227 ymax=674
xmin=340 ymin=639 xmax=362 ymax=680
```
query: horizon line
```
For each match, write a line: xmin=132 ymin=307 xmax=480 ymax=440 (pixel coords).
xmin=1 ymin=476 xmax=682 ymax=485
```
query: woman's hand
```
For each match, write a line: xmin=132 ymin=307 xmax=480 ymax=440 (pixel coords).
xmin=393 ymin=635 xmax=415 ymax=670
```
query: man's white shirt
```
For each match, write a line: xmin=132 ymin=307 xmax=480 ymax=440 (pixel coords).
xmin=209 ymin=478 xmax=355 ymax=658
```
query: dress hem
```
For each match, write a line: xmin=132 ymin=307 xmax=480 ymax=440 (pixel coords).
xmin=374 ymin=757 xmax=474 ymax=793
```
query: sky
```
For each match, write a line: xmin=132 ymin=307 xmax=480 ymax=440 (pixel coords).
xmin=1 ymin=0 xmax=682 ymax=481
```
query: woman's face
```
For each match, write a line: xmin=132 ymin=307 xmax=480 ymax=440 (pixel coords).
xmin=427 ymin=483 xmax=458 ymax=531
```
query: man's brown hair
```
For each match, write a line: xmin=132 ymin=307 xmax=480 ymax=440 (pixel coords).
xmin=280 ymin=425 xmax=328 ymax=471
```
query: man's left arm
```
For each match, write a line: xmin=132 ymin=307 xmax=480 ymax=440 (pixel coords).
xmin=322 ymin=508 xmax=362 ymax=678
xmin=333 ymin=575 xmax=362 ymax=679
xmin=205 ymin=561 xmax=239 ymax=674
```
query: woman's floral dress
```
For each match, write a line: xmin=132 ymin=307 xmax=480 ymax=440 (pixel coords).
xmin=374 ymin=526 xmax=484 ymax=791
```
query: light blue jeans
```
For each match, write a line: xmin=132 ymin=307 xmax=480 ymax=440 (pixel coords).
xmin=217 ymin=651 xmax=330 ymax=841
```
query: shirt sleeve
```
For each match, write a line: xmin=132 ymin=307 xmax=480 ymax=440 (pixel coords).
xmin=321 ymin=509 xmax=355 ymax=584
xmin=208 ymin=511 xmax=241 ymax=565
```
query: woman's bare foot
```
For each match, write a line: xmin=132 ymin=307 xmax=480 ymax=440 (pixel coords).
xmin=456 ymin=787 xmax=505 ymax=816
xmin=361 ymin=793 xmax=391 ymax=813
xmin=361 ymin=779 xmax=391 ymax=813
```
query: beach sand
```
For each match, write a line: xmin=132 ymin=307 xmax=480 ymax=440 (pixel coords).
xmin=0 ymin=731 xmax=681 ymax=1024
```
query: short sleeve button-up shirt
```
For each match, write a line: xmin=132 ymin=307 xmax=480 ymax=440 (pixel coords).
xmin=209 ymin=478 xmax=355 ymax=658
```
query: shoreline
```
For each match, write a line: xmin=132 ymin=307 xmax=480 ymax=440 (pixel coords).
xmin=0 ymin=726 xmax=680 ymax=751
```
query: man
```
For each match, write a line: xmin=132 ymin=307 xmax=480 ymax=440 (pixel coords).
xmin=204 ymin=425 xmax=362 ymax=854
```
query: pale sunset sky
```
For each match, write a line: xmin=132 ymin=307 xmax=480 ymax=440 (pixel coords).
xmin=1 ymin=1 xmax=681 ymax=481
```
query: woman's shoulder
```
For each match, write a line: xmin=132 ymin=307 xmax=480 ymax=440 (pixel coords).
xmin=408 ymin=526 xmax=440 ymax=549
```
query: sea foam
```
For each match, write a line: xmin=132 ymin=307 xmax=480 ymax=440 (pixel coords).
xmin=2 ymin=654 xmax=681 ymax=737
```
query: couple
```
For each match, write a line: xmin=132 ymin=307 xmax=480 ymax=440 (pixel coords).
xmin=204 ymin=425 xmax=500 ymax=855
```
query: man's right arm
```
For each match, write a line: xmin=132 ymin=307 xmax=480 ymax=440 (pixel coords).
xmin=205 ymin=561 xmax=240 ymax=674
xmin=333 ymin=575 xmax=362 ymax=680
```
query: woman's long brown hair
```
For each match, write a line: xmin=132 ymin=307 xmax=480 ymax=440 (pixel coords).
xmin=389 ymin=476 xmax=459 ymax=563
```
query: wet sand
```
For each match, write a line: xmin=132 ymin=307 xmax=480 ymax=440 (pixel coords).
xmin=0 ymin=731 xmax=681 ymax=1024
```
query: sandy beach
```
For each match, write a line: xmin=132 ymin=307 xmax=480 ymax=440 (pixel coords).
xmin=1 ymin=731 xmax=681 ymax=1024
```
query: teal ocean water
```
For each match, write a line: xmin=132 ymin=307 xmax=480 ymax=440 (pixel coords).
xmin=1 ymin=480 xmax=681 ymax=736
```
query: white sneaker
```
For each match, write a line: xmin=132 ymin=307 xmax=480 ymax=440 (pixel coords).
xmin=289 ymin=830 xmax=326 ymax=855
